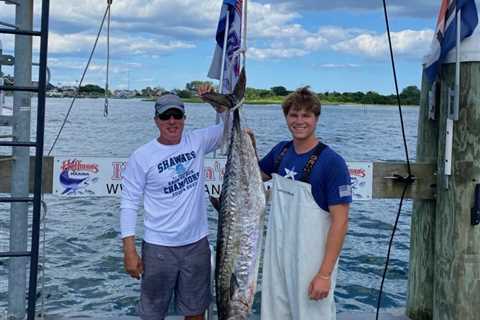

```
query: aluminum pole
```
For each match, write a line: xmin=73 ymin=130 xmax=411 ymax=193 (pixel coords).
xmin=214 ymin=8 xmax=230 ymax=157
xmin=241 ymin=0 xmax=247 ymax=70
xmin=0 ymin=40 xmax=4 ymax=114
xmin=444 ymin=7 xmax=463 ymax=186
xmin=8 ymin=0 xmax=33 ymax=319
xmin=219 ymin=9 xmax=230 ymax=95
xmin=453 ymin=8 xmax=461 ymax=122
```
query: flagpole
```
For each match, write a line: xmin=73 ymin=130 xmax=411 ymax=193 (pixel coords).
xmin=241 ymin=0 xmax=248 ymax=69
xmin=213 ymin=5 xmax=230 ymax=158
xmin=444 ymin=6 xmax=463 ymax=185
xmin=219 ymin=9 xmax=230 ymax=94
xmin=454 ymin=7 xmax=461 ymax=121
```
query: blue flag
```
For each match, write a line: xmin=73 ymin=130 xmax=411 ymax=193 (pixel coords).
xmin=208 ymin=0 xmax=243 ymax=93
xmin=424 ymin=0 xmax=478 ymax=85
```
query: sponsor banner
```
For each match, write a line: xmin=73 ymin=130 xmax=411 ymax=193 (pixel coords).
xmin=53 ymin=157 xmax=127 ymax=196
xmin=53 ymin=157 xmax=372 ymax=201
xmin=348 ymin=162 xmax=373 ymax=200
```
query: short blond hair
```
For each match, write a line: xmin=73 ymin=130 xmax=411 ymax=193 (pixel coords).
xmin=282 ymin=86 xmax=321 ymax=117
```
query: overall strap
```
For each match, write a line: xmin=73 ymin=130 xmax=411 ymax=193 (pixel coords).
xmin=273 ymin=141 xmax=293 ymax=174
xmin=299 ymin=142 xmax=327 ymax=183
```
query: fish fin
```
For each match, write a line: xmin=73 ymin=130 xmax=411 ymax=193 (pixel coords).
xmin=233 ymin=68 xmax=246 ymax=101
xmin=209 ymin=196 xmax=221 ymax=212
xmin=230 ymin=273 xmax=239 ymax=299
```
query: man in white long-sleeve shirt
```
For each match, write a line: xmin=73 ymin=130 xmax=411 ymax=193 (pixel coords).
xmin=120 ymin=91 xmax=224 ymax=320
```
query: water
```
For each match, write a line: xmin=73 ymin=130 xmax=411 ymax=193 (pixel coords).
xmin=0 ymin=98 xmax=419 ymax=318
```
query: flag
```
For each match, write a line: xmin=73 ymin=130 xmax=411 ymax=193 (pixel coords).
xmin=208 ymin=0 xmax=243 ymax=93
xmin=424 ymin=0 xmax=478 ymax=85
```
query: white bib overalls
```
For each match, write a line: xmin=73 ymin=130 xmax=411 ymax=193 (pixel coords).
xmin=261 ymin=174 xmax=337 ymax=320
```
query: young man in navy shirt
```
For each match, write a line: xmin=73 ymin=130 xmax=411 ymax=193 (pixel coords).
xmin=259 ymin=87 xmax=352 ymax=320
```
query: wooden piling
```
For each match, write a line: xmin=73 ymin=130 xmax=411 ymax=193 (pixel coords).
xmin=406 ymin=72 xmax=438 ymax=319
xmin=433 ymin=62 xmax=480 ymax=320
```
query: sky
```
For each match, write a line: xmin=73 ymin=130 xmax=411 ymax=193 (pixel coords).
xmin=0 ymin=0 xmax=443 ymax=94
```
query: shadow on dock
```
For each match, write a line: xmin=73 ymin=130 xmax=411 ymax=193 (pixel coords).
xmin=40 ymin=311 xmax=410 ymax=319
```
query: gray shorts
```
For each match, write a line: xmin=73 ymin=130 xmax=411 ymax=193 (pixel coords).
xmin=137 ymin=237 xmax=211 ymax=320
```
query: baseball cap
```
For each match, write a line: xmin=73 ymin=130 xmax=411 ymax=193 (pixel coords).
xmin=154 ymin=93 xmax=185 ymax=116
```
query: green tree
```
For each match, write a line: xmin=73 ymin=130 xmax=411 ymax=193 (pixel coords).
xmin=141 ymin=86 xmax=154 ymax=97
xmin=400 ymin=85 xmax=420 ymax=105
xmin=185 ymin=80 xmax=213 ymax=92
xmin=79 ymin=84 xmax=105 ymax=94
xmin=174 ymin=89 xmax=192 ymax=99
xmin=246 ymin=87 xmax=274 ymax=99
xmin=270 ymin=86 xmax=289 ymax=96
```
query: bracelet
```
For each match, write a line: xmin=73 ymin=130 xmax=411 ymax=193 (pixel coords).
xmin=318 ymin=274 xmax=331 ymax=280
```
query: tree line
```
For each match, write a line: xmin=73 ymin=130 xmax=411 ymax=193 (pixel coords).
xmin=76 ymin=82 xmax=421 ymax=105
xmin=1 ymin=71 xmax=420 ymax=105
xmin=178 ymin=81 xmax=421 ymax=106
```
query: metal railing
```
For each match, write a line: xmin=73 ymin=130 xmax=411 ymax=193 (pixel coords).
xmin=0 ymin=0 xmax=50 ymax=319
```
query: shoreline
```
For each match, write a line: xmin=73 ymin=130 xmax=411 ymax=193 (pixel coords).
xmin=20 ymin=95 xmax=419 ymax=107
xmin=141 ymin=97 xmax=418 ymax=107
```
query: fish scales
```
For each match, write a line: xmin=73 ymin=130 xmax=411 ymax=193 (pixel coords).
xmin=216 ymin=111 xmax=266 ymax=319
xmin=203 ymin=69 xmax=266 ymax=320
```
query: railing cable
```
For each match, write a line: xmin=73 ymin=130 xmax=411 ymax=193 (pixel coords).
xmin=47 ymin=2 xmax=112 ymax=156
xmin=376 ymin=1 xmax=416 ymax=319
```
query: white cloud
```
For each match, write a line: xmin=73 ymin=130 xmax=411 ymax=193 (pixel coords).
xmin=1 ymin=0 xmax=436 ymax=90
xmin=2 ymin=0 xmax=435 ymax=63
xmin=255 ymin=0 xmax=438 ymax=18
xmin=332 ymin=29 xmax=434 ymax=58
xmin=249 ymin=47 xmax=308 ymax=60
xmin=316 ymin=63 xmax=361 ymax=68
xmin=247 ymin=24 xmax=433 ymax=61
xmin=44 ymin=0 xmax=220 ymax=37
xmin=48 ymin=32 xmax=194 ymax=56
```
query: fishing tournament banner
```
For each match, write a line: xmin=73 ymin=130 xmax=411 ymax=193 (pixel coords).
xmin=53 ymin=157 xmax=372 ymax=200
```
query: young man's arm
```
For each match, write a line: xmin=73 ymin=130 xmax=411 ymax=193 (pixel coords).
xmin=308 ymin=203 xmax=349 ymax=300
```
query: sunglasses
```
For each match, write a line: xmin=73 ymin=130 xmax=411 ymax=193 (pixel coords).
xmin=157 ymin=110 xmax=184 ymax=121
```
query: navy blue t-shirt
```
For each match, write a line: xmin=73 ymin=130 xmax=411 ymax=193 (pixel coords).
xmin=259 ymin=141 xmax=352 ymax=212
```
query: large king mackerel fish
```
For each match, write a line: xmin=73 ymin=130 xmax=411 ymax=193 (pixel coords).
xmin=201 ymin=68 xmax=267 ymax=320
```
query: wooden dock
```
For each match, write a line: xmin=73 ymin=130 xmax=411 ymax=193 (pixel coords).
xmin=39 ymin=311 xmax=410 ymax=319
xmin=338 ymin=312 xmax=410 ymax=320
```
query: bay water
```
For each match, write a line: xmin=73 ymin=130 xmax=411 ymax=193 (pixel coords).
xmin=0 ymin=98 xmax=419 ymax=318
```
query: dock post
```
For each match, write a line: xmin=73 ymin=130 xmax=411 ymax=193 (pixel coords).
xmin=406 ymin=72 xmax=438 ymax=319
xmin=433 ymin=62 xmax=480 ymax=320
xmin=8 ymin=1 xmax=33 ymax=319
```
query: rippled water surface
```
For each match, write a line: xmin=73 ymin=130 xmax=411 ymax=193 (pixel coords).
xmin=0 ymin=98 xmax=419 ymax=318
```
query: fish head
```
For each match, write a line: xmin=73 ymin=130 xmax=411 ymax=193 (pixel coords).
xmin=200 ymin=68 xmax=246 ymax=112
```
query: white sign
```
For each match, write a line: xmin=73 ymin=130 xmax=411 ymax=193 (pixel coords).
xmin=53 ymin=157 xmax=127 ymax=196
xmin=53 ymin=157 xmax=372 ymax=200
xmin=348 ymin=162 xmax=373 ymax=200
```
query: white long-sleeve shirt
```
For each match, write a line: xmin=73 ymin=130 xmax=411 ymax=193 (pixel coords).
xmin=120 ymin=123 xmax=224 ymax=246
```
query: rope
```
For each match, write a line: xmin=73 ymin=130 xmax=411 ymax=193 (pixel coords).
xmin=375 ymin=184 xmax=408 ymax=320
xmin=47 ymin=2 xmax=112 ymax=156
xmin=38 ymin=3 xmax=114 ymax=318
xmin=376 ymin=1 xmax=415 ymax=319
xmin=382 ymin=0 xmax=412 ymax=176
xmin=104 ymin=2 xmax=112 ymax=117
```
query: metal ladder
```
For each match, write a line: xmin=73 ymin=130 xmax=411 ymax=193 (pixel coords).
xmin=0 ymin=0 xmax=50 ymax=319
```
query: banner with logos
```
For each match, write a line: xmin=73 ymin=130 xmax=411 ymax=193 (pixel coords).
xmin=53 ymin=157 xmax=372 ymax=200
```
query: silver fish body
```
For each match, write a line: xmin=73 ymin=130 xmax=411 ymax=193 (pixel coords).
xmin=216 ymin=108 xmax=266 ymax=320
xmin=202 ymin=69 xmax=267 ymax=320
